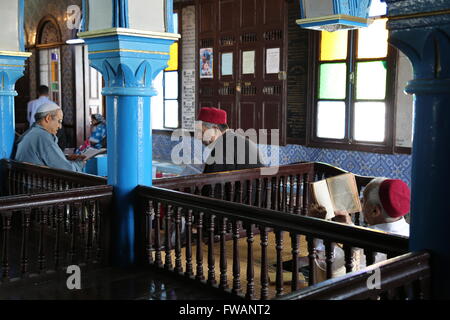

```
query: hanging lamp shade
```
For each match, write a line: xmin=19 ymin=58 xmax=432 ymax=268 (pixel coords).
xmin=297 ymin=0 xmax=373 ymax=32
xmin=0 ymin=0 xmax=25 ymax=52
xmin=85 ymin=0 xmax=174 ymax=33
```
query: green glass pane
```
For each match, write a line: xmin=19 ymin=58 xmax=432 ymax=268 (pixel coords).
xmin=356 ymin=61 xmax=387 ymax=100
xmin=319 ymin=63 xmax=347 ymax=100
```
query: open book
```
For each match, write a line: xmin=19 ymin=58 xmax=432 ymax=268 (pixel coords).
xmin=310 ymin=173 xmax=362 ymax=220
xmin=79 ymin=147 xmax=107 ymax=161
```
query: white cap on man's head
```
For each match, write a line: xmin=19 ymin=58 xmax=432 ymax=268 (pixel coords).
xmin=35 ymin=103 xmax=61 ymax=114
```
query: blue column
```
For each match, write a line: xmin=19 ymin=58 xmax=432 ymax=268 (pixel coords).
xmin=80 ymin=30 xmax=177 ymax=266
xmin=385 ymin=0 xmax=450 ymax=298
xmin=0 ymin=53 xmax=30 ymax=159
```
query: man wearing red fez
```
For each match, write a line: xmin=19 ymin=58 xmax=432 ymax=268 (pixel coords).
xmin=308 ymin=177 xmax=410 ymax=279
xmin=196 ymin=107 xmax=265 ymax=173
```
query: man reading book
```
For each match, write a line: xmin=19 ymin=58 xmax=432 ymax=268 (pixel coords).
xmin=308 ymin=178 xmax=411 ymax=280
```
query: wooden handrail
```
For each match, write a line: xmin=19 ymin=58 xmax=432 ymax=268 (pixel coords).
xmin=276 ymin=251 xmax=431 ymax=300
xmin=0 ymin=185 xmax=113 ymax=212
xmin=138 ymin=185 xmax=409 ymax=255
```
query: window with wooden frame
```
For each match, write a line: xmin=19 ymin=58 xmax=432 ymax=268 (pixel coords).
xmin=310 ymin=16 xmax=397 ymax=153
xmin=152 ymin=11 xmax=180 ymax=130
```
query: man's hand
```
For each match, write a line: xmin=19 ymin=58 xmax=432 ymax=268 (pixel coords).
xmin=308 ymin=203 xmax=328 ymax=220
xmin=332 ymin=210 xmax=353 ymax=225
xmin=66 ymin=154 xmax=87 ymax=161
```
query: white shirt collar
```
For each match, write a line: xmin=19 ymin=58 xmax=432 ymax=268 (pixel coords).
xmin=370 ymin=217 xmax=410 ymax=237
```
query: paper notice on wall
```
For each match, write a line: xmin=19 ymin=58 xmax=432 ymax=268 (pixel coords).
xmin=182 ymin=69 xmax=196 ymax=131
xmin=182 ymin=6 xmax=196 ymax=132
xmin=242 ymin=50 xmax=255 ymax=74
xmin=266 ymin=48 xmax=280 ymax=74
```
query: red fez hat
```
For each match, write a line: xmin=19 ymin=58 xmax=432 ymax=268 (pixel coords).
xmin=197 ymin=107 xmax=227 ymax=125
xmin=379 ymin=179 xmax=410 ymax=218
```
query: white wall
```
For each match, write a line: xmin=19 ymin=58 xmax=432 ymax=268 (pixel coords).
xmin=88 ymin=0 xmax=113 ymax=31
xmin=129 ymin=0 xmax=165 ymax=32
xmin=0 ymin=0 xmax=19 ymax=51
xmin=395 ymin=51 xmax=414 ymax=148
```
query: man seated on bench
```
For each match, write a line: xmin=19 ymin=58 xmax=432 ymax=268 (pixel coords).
xmin=309 ymin=178 xmax=410 ymax=280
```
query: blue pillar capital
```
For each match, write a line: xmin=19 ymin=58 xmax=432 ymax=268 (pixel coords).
xmin=79 ymin=29 xmax=180 ymax=96
xmin=0 ymin=51 xmax=31 ymax=160
xmin=385 ymin=0 xmax=450 ymax=298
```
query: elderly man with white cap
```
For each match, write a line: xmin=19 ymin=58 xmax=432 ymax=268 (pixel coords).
xmin=13 ymin=103 xmax=84 ymax=172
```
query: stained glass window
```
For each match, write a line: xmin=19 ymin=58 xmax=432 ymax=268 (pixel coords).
xmin=315 ymin=17 xmax=392 ymax=145
xmin=319 ymin=63 xmax=347 ymax=99
xmin=320 ymin=30 xmax=348 ymax=61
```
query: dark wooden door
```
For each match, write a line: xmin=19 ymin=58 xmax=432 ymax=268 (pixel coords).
xmin=197 ymin=0 xmax=287 ymax=144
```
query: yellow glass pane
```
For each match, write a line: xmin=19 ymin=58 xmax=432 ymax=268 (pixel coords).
xmin=357 ymin=19 xmax=388 ymax=59
xmin=165 ymin=42 xmax=178 ymax=71
xmin=320 ymin=30 xmax=348 ymax=61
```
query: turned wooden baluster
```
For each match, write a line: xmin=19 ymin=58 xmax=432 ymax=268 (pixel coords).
xmin=210 ymin=184 xmax=215 ymax=199
xmin=146 ymin=201 xmax=154 ymax=264
xmin=184 ymin=209 xmax=193 ymax=277
xmin=70 ymin=203 xmax=81 ymax=265
xmin=291 ymin=233 xmax=299 ymax=291
xmin=275 ymin=230 xmax=284 ymax=297
xmin=54 ymin=205 xmax=64 ymax=270
xmin=38 ymin=208 xmax=47 ymax=274
xmin=85 ymin=201 xmax=95 ymax=263
xmin=246 ymin=223 xmax=255 ymax=300
xmin=273 ymin=177 xmax=279 ymax=211
xmin=219 ymin=217 xmax=228 ymax=289
xmin=324 ymin=241 xmax=334 ymax=279
xmin=220 ymin=183 xmax=225 ymax=200
xmin=288 ymin=175 xmax=294 ymax=213
xmin=238 ymin=181 xmax=244 ymax=204
xmin=232 ymin=220 xmax=241 ymax=294
xmin=164 ymin=204 xmax=173 ymax=270
xmin=282 ymin=176 xmax=288 ymax=212
xmin=247 ymin=180 xmax=253 ymax=206
xmin=260 ymin=226 xmax=269 ymax=300
xmin=265 ymin=178 xmax=272 ymax=209
xmin=20 ymin=208 xmax=31 ymax=277
xmin=196 ymin=211 xmax=205 ymax=281
xmin=154 ymin=202 xmax=163 ymax=267
xmin=1 ymin=212 xmax=12 ymax=281
xmin=256 ymin=179 xmax=262 ymax=208
xmin=207 ymin=214 xmax=216 ymax=285
xmin=365 ymin=249 xmax=375 ymax=266
xmin=229 ymin=183 xmax=235 ymax=203
xmin=295 ymin=175 xmax=301 ymax=215
xmin=302 ymin=174 xmax=309 ymax=216
xmin=94 ymin=200 xmax=102 ymax=261
xmin=343 ymin=244 xmax=354 ymax=274
xmin=174 ymin=207 xmax=183 ymax=274
xmin=307 ymin=236 xmax=316 ymax=286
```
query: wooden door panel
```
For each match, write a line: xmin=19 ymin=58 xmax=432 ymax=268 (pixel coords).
xmin=238 ymin=101 xmax=257 ymax=131
xmin=219 ymin=0 xmax=235 ymax=32
xmin=263 ymin=0 xmax=283 ymax=26
xmin=199 ymin=1 xmax=216 ymax=34
xmin=262 ymin=101 xmax=281 ymax=130
xmin=239 ymin=0 xmax=257 ymax=29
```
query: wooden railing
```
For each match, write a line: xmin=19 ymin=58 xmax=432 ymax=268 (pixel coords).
xmin=0 ymin=185 xmax=113 ymax=286
xmin=154 ymin=163 xmax=315 ymax=215
xmin=277 ymin=251 xmax=431 ymax=300
xmin=0 ymin=159 xmax=107 ymax=196
xmin=137 ymin=186 xmax=409 ymax=300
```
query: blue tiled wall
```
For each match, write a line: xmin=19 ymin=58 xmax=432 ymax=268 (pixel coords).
xmin=153 ymin=133 xmax=412 ymax=185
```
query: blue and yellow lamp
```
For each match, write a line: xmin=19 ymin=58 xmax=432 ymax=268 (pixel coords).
xmin=297 ymin=0 xmax=373 ymax=32
xmin=0 ymin=0 xmax=31 ymax=160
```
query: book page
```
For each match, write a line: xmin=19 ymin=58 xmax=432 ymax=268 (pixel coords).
xmin=310 ymin=180 xmax=335 ymax=220
xmin=326 ymin=173 xmax=362 ymax=214
xmin=81 ymin=147 xmax=107 ymax=161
